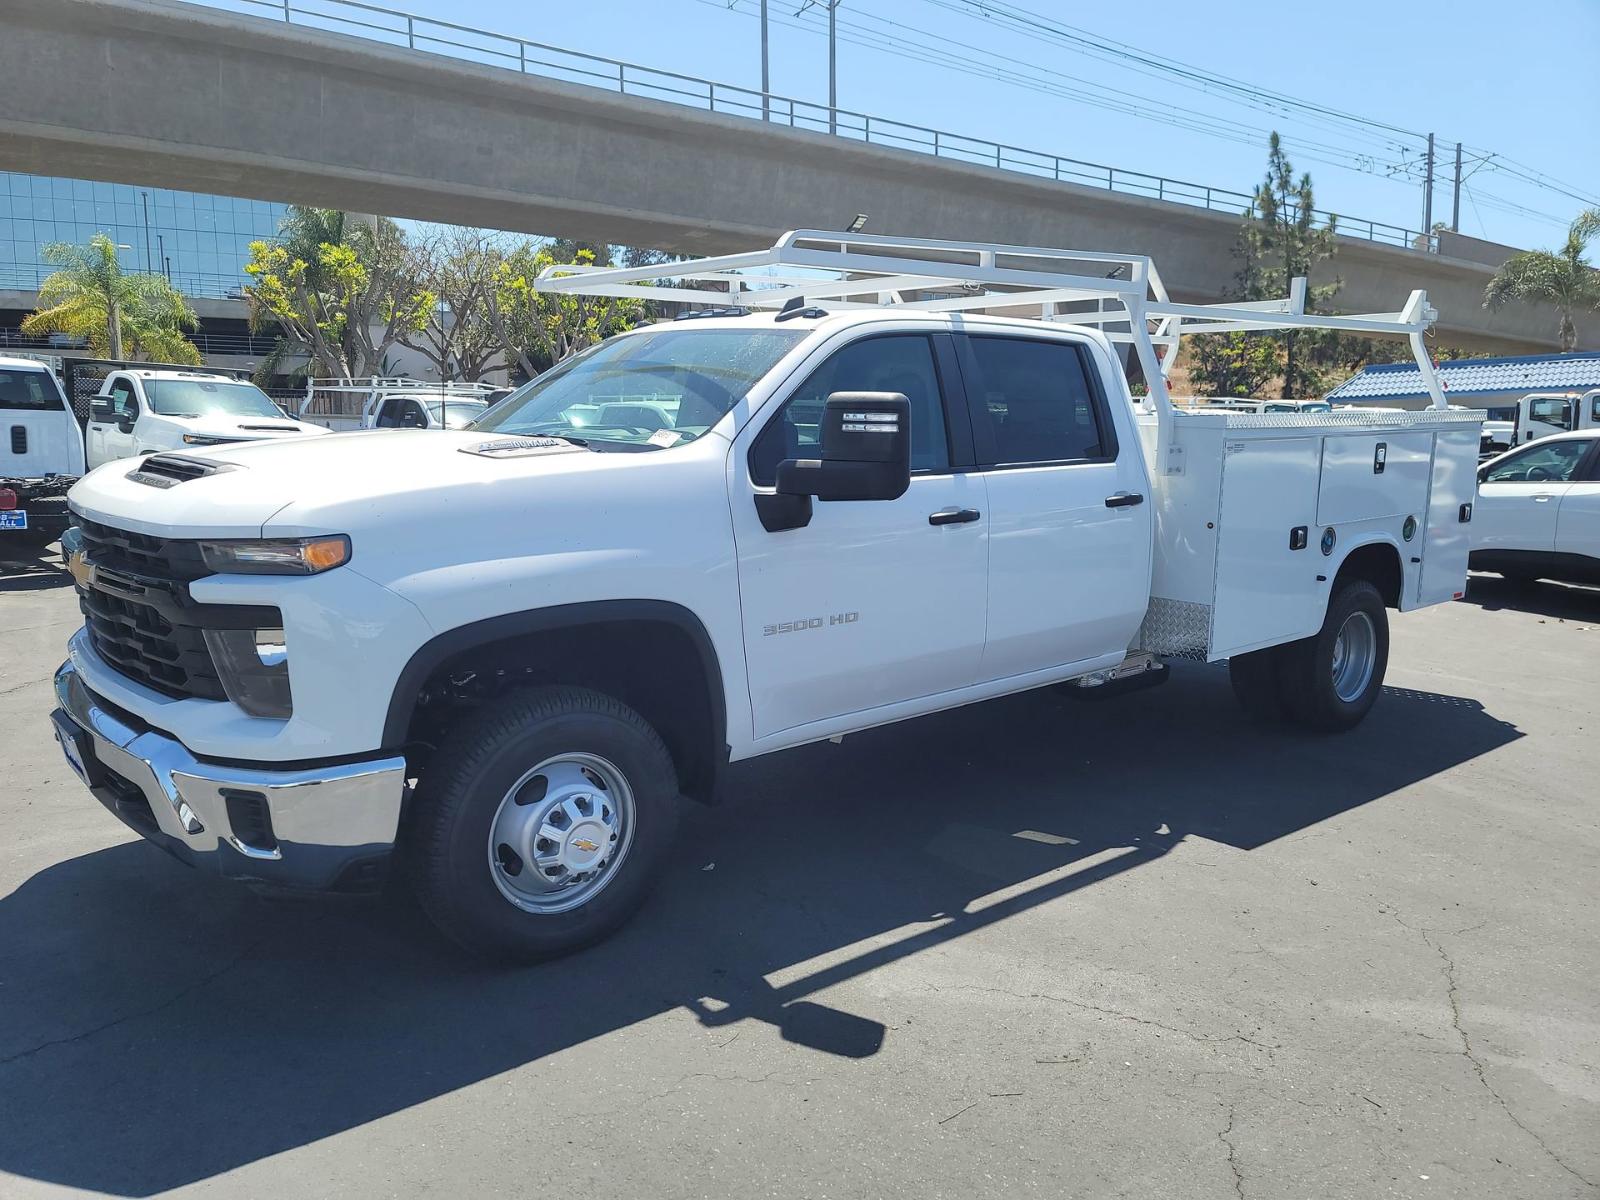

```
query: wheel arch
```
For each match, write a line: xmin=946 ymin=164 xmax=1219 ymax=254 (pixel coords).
xmin=1331 ymin=536 xmax=1405 ymax=608
xmin=386 ymin=600 xmax=729 ymax=803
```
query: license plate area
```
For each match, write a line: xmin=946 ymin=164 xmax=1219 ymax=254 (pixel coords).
xmin=0 ymin=510 xmax=27 ymax=530
xmin=51 ymin=711 xmax=105 ymax=788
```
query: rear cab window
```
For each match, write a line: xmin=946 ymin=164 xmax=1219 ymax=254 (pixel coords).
xmin=959 ymin=335 xmax=1115 ymax=466
xmin=0 ymin=368 xmax=66 ymax=412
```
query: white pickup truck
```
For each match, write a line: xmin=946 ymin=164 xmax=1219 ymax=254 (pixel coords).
xmin=50 ymin=233 xmax=1481 ymax=961
xmin=1 ymin=354 xmax=85 ymax=545
xmin=295 ymin=378 xmax=496 ymax=432
xmin=85 ymin=366 xmax=328 ymax=469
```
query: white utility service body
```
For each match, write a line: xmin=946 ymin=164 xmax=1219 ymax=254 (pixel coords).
xmin=296 ymin=378 xmax=495 ymax=432
xmin=1 ymin=354 xmax=85 ymax=541
xmin=85 ymin=367 xmax=328 ymax=469
xmin=50 ymin=232 xmax=1480 ymax=959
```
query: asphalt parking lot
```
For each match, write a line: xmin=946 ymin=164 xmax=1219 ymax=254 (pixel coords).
xmin=1 ymin=542 xmax=1596 ymax=1200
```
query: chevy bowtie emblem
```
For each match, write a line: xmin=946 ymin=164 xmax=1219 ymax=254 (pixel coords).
xmin=571 ymin=839 xmax=600 ymax=853
xmin=66 ymin=550 xmax=96 ymax=590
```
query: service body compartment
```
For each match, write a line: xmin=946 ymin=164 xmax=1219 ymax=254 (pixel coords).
xmin=1138 ymin=408 xmax=1482 ymax=662
xmin=1212 ymin=437 xmax=1322 ymax=654
xmin=1317 ymin=433 xmax=1433 ymax=525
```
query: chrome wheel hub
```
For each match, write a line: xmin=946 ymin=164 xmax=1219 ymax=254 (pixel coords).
xmin=487 ymin=752 xmax=635 ymax=915
xmin=1330 ymin=611 xmax=1377 ymax=704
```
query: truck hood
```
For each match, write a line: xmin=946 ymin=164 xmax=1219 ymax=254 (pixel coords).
xmin=179 ymin=414 xmax=329 ymax=441
xmin=67 ymin=429 xmax=603 ymax=538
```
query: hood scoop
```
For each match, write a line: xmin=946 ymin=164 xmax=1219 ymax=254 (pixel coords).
xmin=459 ymin=437 xmax=588 ymax=460
xmin=236 ymin=423 xmax=302 ymax=432
xmin=127 ymin=453 xmax=235 ymax=489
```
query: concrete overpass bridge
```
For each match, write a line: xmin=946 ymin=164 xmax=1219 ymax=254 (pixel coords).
xmin=1 ymin=0 xmax=1589 ymax=353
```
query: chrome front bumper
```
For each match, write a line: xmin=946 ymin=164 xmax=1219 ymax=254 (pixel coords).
xmin=52 ymin=660 xmax=407 ymax=890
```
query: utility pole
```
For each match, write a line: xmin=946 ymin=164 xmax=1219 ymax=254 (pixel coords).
xmin=1422 ymin=132 xmax=1435 ymax=234
xmin=1451 ymin=141 xmax=1463 ymax=233
xmin=828 ymin=0 xmax=838 ymax=135
xmin=760 ymin=0 xmax=769 ymax=121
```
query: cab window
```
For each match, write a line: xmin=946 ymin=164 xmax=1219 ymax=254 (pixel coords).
xmin=1529 ymin=398 xmax=1572 ymax=430
xmin=749 ymin=334 xmax=950 ymax=486
xmin=0 ymin=368 xmax=62 ymax=411
xmin=1483 ymin=439 xmax=1589 ymax=483
xmin=961 ymin=336 xmax=1112 ymax=466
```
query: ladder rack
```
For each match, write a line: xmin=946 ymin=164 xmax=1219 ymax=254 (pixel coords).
xmin=533 ymin=230 xmax=1451 ymax=459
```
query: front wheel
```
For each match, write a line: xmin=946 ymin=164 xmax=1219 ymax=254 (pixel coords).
xmin=1275 ymin=580 xmax=1390 ymax=732
xmin=409 ymin=686 xmax=680 ymax=962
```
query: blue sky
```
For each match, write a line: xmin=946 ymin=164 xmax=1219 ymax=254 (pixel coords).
xmin=212 ymin=0 xmax=1598 ymax=251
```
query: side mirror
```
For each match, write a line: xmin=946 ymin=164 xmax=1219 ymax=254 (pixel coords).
xmin=755 ymin=393 xmax=912 ymax=533
xmin=777 ymin=392 xmax=912 ymax=502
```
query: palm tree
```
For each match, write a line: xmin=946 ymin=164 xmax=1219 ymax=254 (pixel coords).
xmin=21 ymin=232 xmax=201 ymax=363
xmin=1484 ymin=208 xmax=1600 ymax=351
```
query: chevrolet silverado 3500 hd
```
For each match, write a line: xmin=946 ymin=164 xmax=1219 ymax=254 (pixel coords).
xmin=50 ymin=233 xmax=1481 ymax=961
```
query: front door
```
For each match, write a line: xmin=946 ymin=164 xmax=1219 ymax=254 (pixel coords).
xmin=732 ymin=331 xmax=988 ymax=741
xmin=956 ymin=332 xmax=1152 ymax=680
xmin=1476 ymin=438 xmax=1594 ymax=552
xmin=88 ymin=378 xmax=140 ymax=467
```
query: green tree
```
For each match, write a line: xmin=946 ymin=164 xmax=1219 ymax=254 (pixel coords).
xmin=399 ymin=225 xmax=506 ymax=381
xmin=1484 ymin=208 xmax=1600 ymax=351
xmin=21 ymin=232 xmax=200 ymax=363
xmin=486 ymin=243 xmax=646 ymax=379
xmin=1185 ymin=134 xmax=1343 ymax=399
xmin=243 ymin=207 xmax=432 ymax=379
xmin=1244 ymin=133 xmax=1341 ymax=398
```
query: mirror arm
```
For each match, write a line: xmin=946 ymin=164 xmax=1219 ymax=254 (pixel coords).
xmin=755 ymin=490 xmax=812 ymax=533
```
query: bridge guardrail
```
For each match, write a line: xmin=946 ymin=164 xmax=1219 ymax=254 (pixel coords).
xmin=194 ymin=0 xmax=1436 ymax=254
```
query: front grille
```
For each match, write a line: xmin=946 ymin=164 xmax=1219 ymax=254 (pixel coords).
xmin=75 ymin=518 xmax=227 ymax=701
xmin=77 ymin=516 xmax=210 ymax=581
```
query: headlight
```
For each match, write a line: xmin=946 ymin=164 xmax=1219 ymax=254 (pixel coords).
xmin=203 ymin=627 xmax=293 ymax=718
xmin=197 ymin=535 xmax=351 ymax=575
xmin=182 ymin=434 xmax=237 ymax=447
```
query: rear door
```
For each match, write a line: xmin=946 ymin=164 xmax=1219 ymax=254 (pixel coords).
xmin=1555 ymin=438 xmax=1600 ymax=563
xmin=956 ymin=332 xmax=1151 ymax=681
xmin=0 ymin=365 xmax=84 ymax=478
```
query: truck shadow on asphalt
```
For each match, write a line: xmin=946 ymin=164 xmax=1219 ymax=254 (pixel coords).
xmin=1461 ymin=572 xmax=1600 ymax=621
xmin=0 ymin=541 xmax=70 ymax=593
xmin=0 ymin=664 xmax=1521 ymax=1196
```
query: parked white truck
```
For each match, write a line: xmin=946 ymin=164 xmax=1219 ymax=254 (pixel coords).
xmin=50 ymin=233 xmax=1481 ymax=961
xmin=85 ymin=366 xmax=327 ymax=469
xmin=1 ymin=354 xmax=85 ymax=545
xmin=1510 ymin=389 xmax=1600 ymax=447
xmin=296 ymin=378 xmax=496 ymax=432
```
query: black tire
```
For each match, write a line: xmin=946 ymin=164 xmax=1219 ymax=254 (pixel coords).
xmin=1228 ymin=648 xmax=1288 ymax=725
xmin=1275 ymin=580 xmax=1390 ymax=732
xmin=410 ymin=685 xmax=679 ymax=963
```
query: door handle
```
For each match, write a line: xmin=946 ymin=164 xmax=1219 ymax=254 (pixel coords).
xmin=928 ymin=508 xmax=981 ymax=526
xmin=1105 ymin=492 xmax=1145 ymax=508
xmin=1533 ymin=494 xmax=1553 ymax=502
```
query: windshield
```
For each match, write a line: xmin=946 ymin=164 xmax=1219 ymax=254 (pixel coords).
xmin=472 ymin=327 xmax=807 ymax=447
xmin=425 ymin=399 xmax=489 ymax=429
xmin=144 ymin=378 xmax=285 ymax=419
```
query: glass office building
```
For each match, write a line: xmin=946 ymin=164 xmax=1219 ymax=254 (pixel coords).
xmin=0 ymin=173 xmax=288 ymax=299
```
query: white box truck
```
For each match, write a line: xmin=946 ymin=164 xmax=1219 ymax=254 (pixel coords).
xmin=49 ymin=232 xmax=1480 ymax=960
